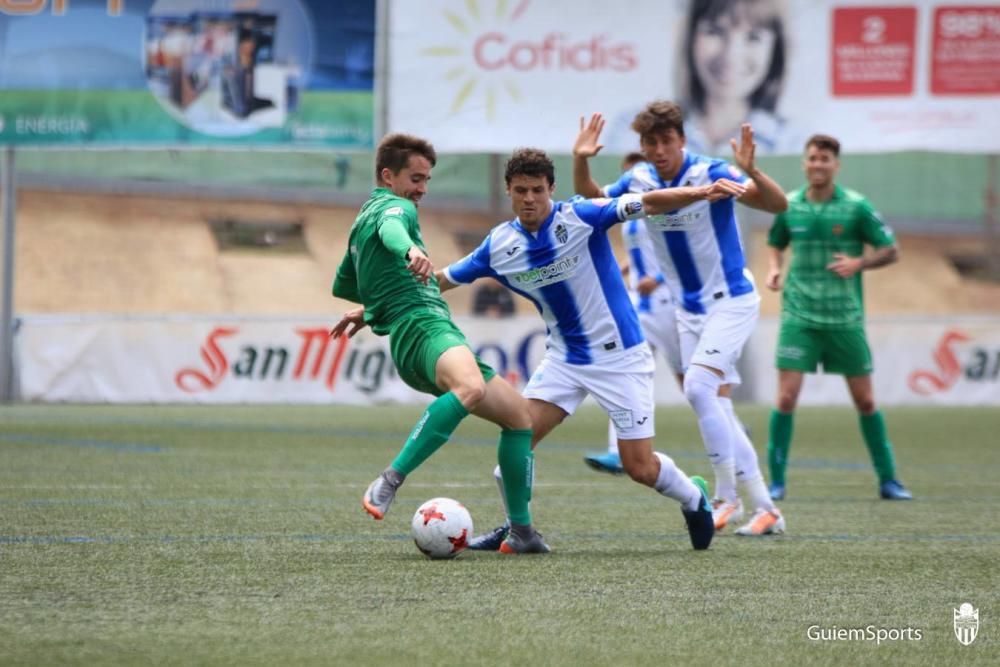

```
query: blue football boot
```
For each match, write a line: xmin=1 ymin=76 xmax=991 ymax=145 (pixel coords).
xmin=879 ymin=479 xmax=913 ymax=500
xmin=681 ymin=476 xmax=715 ymax=550
xmin=583 ymin=451 xmax=624 ymax=475
xmin=467 ymin=523 xmax=510 ymax=551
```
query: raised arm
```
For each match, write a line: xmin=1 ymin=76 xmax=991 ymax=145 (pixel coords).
xmin=378 ymin=217 xmax=434 ymax=284
xmin=730 ymin=124 xmax=788 ymax=214
xmin=640 ymin=179 xmax=747 ymax=216
xmin=572 ymin=113 xmax=607 ymax=198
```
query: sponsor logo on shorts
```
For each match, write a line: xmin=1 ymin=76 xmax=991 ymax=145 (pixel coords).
xmin=609 ymin=409 xmax=634 ymax=429
xmin=778 ymin=345 xmax=806 ymax=360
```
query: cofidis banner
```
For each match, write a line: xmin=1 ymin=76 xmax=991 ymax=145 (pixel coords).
xmin=387 ymin=0 xmax=1000 ymax=155
xmin=0 ymin=0 xmax=374 ymax=147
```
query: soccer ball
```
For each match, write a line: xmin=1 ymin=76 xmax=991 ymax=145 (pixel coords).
xmin=411 ymin=497 xmax=473 ymax=559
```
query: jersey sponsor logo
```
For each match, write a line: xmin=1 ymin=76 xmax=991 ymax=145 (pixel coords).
xmin=647 ymin=210 xmax=699 ymax=230
xmin=511 ymin=255 xmax=581 ymax=288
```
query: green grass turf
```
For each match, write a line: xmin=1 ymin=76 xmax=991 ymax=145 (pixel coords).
xmin=1 ymin=404 xmax=997 ymax=666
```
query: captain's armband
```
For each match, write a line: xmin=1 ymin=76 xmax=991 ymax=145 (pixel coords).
xmin=616 ymin=193 xmax=646 ymax=220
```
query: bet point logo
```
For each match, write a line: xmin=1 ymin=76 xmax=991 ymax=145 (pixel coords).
xmin=420 ymin=0 xmax=637 ymax=120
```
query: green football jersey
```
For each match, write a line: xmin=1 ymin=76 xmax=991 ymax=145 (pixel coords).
xmin=333 ymin=188 xmax=450 ymax=336
xmin=768 ymin=185 xmax=895 ymax=329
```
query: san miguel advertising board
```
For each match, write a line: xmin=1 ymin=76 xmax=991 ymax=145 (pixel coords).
xmin=0 ymin=0 xmax=375 ymax=147
xmin=16 ymin=315 xmax=1000 ymax=405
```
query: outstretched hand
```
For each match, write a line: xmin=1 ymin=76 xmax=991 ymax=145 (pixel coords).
xmin=730 ymin=123 xmax=757 ymax=175
xmin=573 ymin=113 xmax=605 ymax=158
xmin=702 ymin=178 xmax=747 ymax=202
xmin=330 ymin=306 xmax=367 ymax=339
xmin=406 ymin=246 xmax=433 ymax=284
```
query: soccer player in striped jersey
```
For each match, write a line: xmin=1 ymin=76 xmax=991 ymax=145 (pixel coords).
xmin=437 ymin=148 xmax=749 ymax=551
xmin=584 ymin=154 xmax=754 ymax=479
xmin=573 ymin=102 xmax=789 ymax=536
xmin=765 ymin=134 xmax=912 ymax=501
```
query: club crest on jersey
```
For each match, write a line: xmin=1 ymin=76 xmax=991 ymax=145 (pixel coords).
xmin=384 ymin=206 xmax=404 ymax=216
xmin=555 ymin=224 xmax=568 ymax=244
xmin=624 ymin=200 xmax=642 ymax=215
xmin=832 ymin=224 xmax=844 ymax=236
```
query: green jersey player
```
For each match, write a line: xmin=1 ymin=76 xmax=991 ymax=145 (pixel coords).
xmin=331 ymin=133 xmax=548 ymax=554
xmin=765 ymin=133 xmax=912 ymax=501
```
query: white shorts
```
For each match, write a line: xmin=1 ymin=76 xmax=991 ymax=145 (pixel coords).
xmin=677 ymin=292 xmax=760 ymax=385
xmin=639 ymin=306 xmax=683 ymax=375
xmin=523 ymin=345 xmax=656 ymax=440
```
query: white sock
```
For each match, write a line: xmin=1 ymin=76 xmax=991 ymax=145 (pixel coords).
xmin=740 ymin=474 xmax=776 ymax=512
xmin=653 ymin=452 xmax=701 ymax=511
xmin=606 ymin=420 xmax=619 ymax=455
xmin=493 ymin=464 xmax=510 ymax=521
xmin=683 ymin=366 xmax=737 ymax=501
xmin=718 ymin=396 xmax=764 ymax=486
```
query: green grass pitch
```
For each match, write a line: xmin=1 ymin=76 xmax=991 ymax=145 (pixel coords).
xmin=1 ymin=404 xmax=997 ymax=666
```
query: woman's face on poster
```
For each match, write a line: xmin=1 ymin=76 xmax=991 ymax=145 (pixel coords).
xmin=692 ymin=9 xmax=777 ymax=102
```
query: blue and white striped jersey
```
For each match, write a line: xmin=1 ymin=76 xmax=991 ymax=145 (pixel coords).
xmin=619 ymin=216 xmax=674 ymax=315
xmin=445 ymin=197 xmax=647 ymax=366
xmin=604 ymin=152 xmax=755 ymax=315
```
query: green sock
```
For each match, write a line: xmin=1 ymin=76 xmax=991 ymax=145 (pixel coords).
xmin=390 ymin=392 xmax=468 ymax=476
xmin=497 ymin=429 xmax=533 ymax=526
xmin=860 ymin=411 xmax=897 ymax=483
xmin=768 ymin=410 xmax=794 ymax=485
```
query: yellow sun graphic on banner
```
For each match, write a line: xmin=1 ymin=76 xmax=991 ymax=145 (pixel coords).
xmin=420 ymin=0 xmax=531 ymax=120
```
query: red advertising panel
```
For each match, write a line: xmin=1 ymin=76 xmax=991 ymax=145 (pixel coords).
xmin=832 ymin=6 xmax=918 ymax=95
xmin=931 ymin=5 xmax=1000 ymax=94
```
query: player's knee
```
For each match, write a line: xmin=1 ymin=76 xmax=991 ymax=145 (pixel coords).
xmin=854 ymin=396 xmax=876 ymax=414
xmin=452 ymin=379 xmax=487 ymax=408
xmin=683 ymin=366 xmax=722 ymax=412
xmin=776 ymin=391 xmax=798 ymax=413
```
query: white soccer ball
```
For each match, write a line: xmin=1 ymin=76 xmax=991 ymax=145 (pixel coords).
xmin=411 ymin=497 xmax=473 ymax=559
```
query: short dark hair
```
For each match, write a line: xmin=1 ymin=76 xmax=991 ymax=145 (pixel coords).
xmin=622 ymin=152 xmax=646 ymax=170
xmin=631 ymin=100 xmax=685 ymax=139
xmin=375 ymin=133 xmax=437 ymax=184
xmin=806 ymin=134 xmax=840 ymax=157
xmin=684 ymin=0 xmax=786 ymax=114
xmin=504 ymin=148 xmax=555 ymax=186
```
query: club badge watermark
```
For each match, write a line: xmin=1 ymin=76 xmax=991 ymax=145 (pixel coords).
xmin=807 ymin=625 xmax=923 ymax=645
xmin=954 ymin=603 xmax=979 ymax=646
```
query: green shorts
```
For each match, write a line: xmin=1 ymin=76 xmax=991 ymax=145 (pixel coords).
xmin=389 ymin=312 xmax=496 ymax=396
xmin=775 ymin=320 xmax=873 ymax=376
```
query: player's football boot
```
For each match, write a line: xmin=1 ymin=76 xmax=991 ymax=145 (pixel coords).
xmin=735 ymin=508 xmax=786 ymax=536
xmin=768 ymin=482 xmax=786 ymax=501
xmin=361 ymin=471 xmax=400 ymax=520
xmin=681 ymin=475 xmax=714 ymax=550
xmin=879 ymin=479 xmax=913 ymax=500
xmin=583 ymin=451 xmax=625 ymax=474
xmin=467 ymin=523 xmax=510 ymax=551
xmin=498 ymin=527 xmax=551 ymax=555
xmin=711 ymin=497 xmax=744 ymax=531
